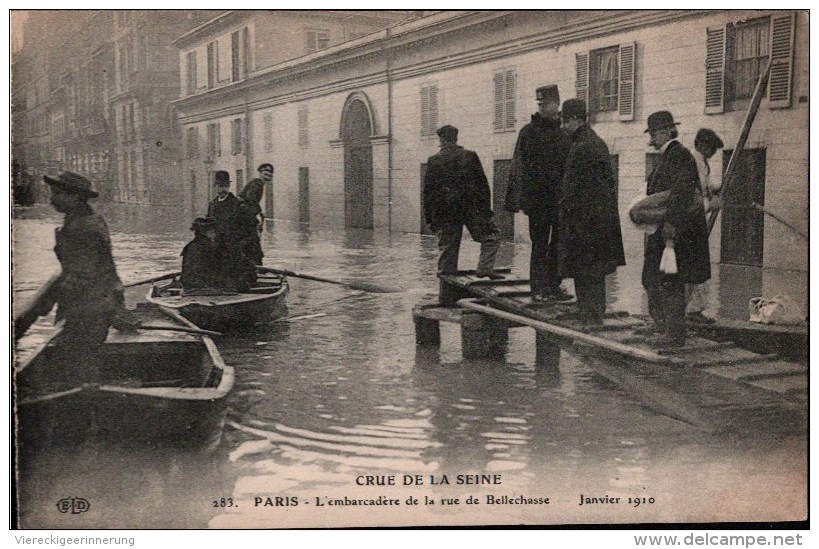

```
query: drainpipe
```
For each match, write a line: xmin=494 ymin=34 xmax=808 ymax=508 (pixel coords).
xmin=385 ymin=27 xmax=393 ymax=234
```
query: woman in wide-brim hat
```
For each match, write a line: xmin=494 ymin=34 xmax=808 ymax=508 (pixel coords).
xmin=44 ymin=171 xmax=99 ymax=198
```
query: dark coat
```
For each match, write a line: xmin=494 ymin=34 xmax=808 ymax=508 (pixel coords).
xmin=423 ymin=143 xmax=492 ymax=231
xmin=557 ymin=124 xmax=626 ymax=278
xmin=642 ymin=140 xmax=711 ymax=286
xmin=181 ymin=235 xmax=226 ymax=289
xmin=52 ymin=203 xmax=124 ymax=322
xmin=239 ymin=178 xmax=265 ymax=217
xmin=515 ymin=113 xmax=571 ymax=216
xmin=207 ymin=192 xmax=259 ymax=290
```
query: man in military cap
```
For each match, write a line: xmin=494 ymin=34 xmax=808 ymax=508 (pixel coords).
xmin=556 ymin=99 xmax=625 ymax=325
xmin=423 ymin=124 xmax=503 ymax=280
xmin=641 ymin=111 xmax=711 ymax=348
xmin=32 ymin=172 xmax=125 ymax=381
xmin=237 ymin=163 xmax=273 ymax=265
xmin=207 ymin=170 xmax=258 ymax=291
xmin=512 ymin=85 xmax=573 ymax=302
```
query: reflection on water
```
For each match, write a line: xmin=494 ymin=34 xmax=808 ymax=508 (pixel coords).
xmin=12 ymin=204 xmax=807 ymax=528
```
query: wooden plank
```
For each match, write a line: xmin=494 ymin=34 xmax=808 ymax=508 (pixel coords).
xmin=467 ymin=278 xmax=531 ymax=287
xmin=745 ymin=374 xmax=808 ymax=396
xmin=704 ymin=361 xmax=807 ymax=382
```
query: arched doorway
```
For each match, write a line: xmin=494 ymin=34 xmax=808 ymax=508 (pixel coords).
xmin=341 ymin=96 xmax=373 ymax=229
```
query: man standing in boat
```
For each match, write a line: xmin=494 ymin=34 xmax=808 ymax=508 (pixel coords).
xmin=423 ymin=124 xmax=504 ymax=282
xmin=237 ymin=162 xmax=272 ymax=266
xmin=556 ymin=99 xmax=625 ymax=325
xmin=641 ymin=111 xmax=711 ymax=348
xmin=207 ymin=170 xmax=258 ymax=291
xmin=28 ymin=172 xmax=125 ymax=382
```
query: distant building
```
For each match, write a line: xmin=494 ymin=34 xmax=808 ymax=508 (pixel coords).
xmin=172 ymin=9 xmax=807 ymax=302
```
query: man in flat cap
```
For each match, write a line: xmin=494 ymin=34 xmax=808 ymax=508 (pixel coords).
xmin=238 ymin=162 xmax=273 ymax=265
xmin=512 ymin=85 xmax=573 ymax=303
xmin=685 ymin=128 xmax=724 ymax=324
xmin=423 ymin=125 xmax=503 ymax=281
xmin=556 ymin=99 xmax=625 ymax=325
xmin=20 ymin=172 xmax=125 ymax=381
xmin=641 ymin=111 xmax=711 ymax=348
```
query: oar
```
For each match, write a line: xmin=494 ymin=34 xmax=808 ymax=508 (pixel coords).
xmin=136 ymin=324 xmax=223 ymax=337
xmin=256 ymin=265 xmax=401 ymax=294
xmin=14 ymin=275 xmax=60 ymax=341
xmin=123 ymin=271 xmax=181 ymax=288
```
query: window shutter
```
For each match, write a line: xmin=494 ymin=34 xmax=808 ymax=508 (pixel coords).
xmin=242 ymin=27 xmax=251 ymax=76
xmin=575 ymin=52 xmax=589 ymax=107
xmin=429 ymin=85 xmax=438 ymax=133
xmin=216 ymin=122 xmax=221 ymax=156
xmin=705 ymin=25 xmax=726 ymax=114
xmin=505 ymin=70 xmax=516 ymax=129
xmin=493 ymin=72 xmax=504 ymax=130
xmin=618 ymin=42 xmax=636 ymax=121
xmin=768 ymin=12 xmax=795 ymax=109
xmin=421 ymin=86 xmax=430 ymax=135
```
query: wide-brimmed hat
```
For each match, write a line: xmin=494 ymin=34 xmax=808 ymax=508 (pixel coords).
xmin=214 ymin=170 xmax=231 ymax=185
xmin=560 ymin=98 xmax=587 ymax=120
xmin=190 ymin=217 xmax=216 ymax=232
xmin=644 ymin=111 xmax=680 ymax=133
xmin=43 ymin=171 xmax=99 ymax=198
xmin=436 ymin=125 xmax=458 ymax=141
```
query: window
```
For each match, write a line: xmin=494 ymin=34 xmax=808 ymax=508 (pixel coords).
xmin=127 ymin=103 xmax=135 ymax=141
xmin=575 ymin=42 xmax=636 ymax=121
xmin=298 ymin=167 xmax=310 ymax=224
xmin=231 ymin=118 xmax=244 ymax=154
xmin=298 ymin=107 xmax=309 ymax=148
xmin=420 ymin=83 xmax=439 ymax=137
xmin=720 ymin=148 xmax=765 ymax=266
xmin=231 ymin=29 xmax=247 ymax=82
xmin=207 ymin=42 xmax=216 ymax=88
xmin=186 ymin=51 xmax=197 ymax=96
xmin=705 ymin=12 xmax=795 ymax=113
xmin=493 ymin=69 xmax=516 ymax=131
xmin=236 ymin=169 xmax=244 ymax=187
xmin=186 ymin=127 xmax=199 ymax=159
xmin=207 ymin=122 xmax=221 ymax=158
xmin=263 ymin=114 xmax=273 ymax=152
xmin=306 ymin=29 xmax=331 ymax=53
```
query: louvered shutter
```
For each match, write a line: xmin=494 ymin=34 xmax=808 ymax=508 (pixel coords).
xmin=705 ymin=25 xmax=726 ymax=114
xmin=505 ymin=70 xmax=516 ymax=129
xmin=429 ymin=85 xmax=438 ymax=132
xmin=493 ymin=72 xmax=504 ymax=130
xmin=618 ymin=42 xmax=636 ymax=121
xmin=768 ymin=11 xmax=795 ymax=109
xmin=575 ymin=52 xmax=589 ymax=107
xmin=216 ymin=122 xmax=221 ymax=156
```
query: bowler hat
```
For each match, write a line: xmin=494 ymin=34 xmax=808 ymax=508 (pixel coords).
xmin=257 ymin=163 xmax=274 ymax=172
xmin=536 ymin=85 xmax=560 ymax=105
xmin=644 ymin=111 xmax=680 ymax=133
xmin=214 ymin=170 xmax=231 ymax=185
xmin=695 ymin=128 xmax=724 ymax=149
xmin=190 ymin=217 xmax=216 ymax=232
xmin=43 ymin=171 xmax=99 ymax=198
xmin=436 ymin=125 xmax=459 ymax=142
xmin=560 ymin=98 xmax=587 ymax=120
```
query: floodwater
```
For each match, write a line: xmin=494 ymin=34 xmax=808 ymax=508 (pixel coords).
xmin=11 ymin=204 xmax=807 ymax=528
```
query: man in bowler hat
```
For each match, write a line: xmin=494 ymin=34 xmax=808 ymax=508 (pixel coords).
xmin=641 ymin=111 xmax=711 ymax=348
xmin=512 ymin=85 xmax=573 ymax=302
xmin=423 ymin=125 xmax=503 ymax=282
xmin=556 ymin=99 xmax=625 ymax=325
xmin=207 ymin=170 xmax=258 ymax=291
xmin=34 ymin=172 xmax=125 ymax=381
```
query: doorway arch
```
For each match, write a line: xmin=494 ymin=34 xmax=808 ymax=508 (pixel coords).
xmin=340 ymin=93 xmax=374 ymax=229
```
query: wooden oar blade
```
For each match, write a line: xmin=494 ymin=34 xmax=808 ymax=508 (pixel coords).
xmin=257 ymin=265 xmax=401 ymax=294
xmin=123 ymin=271 xmax=181 ymax=288
xmin=342 ymin=280 xmax=401 ymax=293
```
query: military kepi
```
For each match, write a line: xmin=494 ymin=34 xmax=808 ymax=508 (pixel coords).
xmin=43 ymin=171 xmax=99 ymax=198
xmin=436 ymin=125 xmax=458 ymax=141
xmin=644 ymin=110 xmax=680 ymax=133
xmin=536 ymin=85 xmax=560 ymax=105
xmin=214 ymin=170 xmax=231 ymax=185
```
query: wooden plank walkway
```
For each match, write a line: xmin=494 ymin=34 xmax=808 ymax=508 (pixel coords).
xmin=414 ymin=272 xmax=807 ymax=431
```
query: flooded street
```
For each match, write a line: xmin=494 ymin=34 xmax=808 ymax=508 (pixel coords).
xmin=12 ymin=205 xmax=807 ymax=528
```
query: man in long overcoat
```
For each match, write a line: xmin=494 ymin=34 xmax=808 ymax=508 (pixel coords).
xmin=642 ymin=111 xmax=711 ymax=347
xmin=513 ymin=85 xmax=573 ymax=302
xmin=207 ymin=170 xmax=258 ymax=291
xmin=423 ymin=125 xmax=502 ymax=279
xmin=556 ymin=99 xmax=625 ymax=324
xmin=237 ymin=162 xmax=272 ymax=266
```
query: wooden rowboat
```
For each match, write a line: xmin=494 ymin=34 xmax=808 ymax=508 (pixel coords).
xmin=14 ymin=303 xmax=234 ymax=454
xmin=145 ymin=270 xmax=289 ymax=331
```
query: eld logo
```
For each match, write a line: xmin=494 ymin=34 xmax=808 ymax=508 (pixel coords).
xmin=56 ymin=497 xmax=90 ymax=514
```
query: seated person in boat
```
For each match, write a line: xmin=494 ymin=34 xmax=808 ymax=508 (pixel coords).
xmin=181 ymin=217 xmax=230 ymax=292
xmin=206 ymin=171 xmax=258 ymax=291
